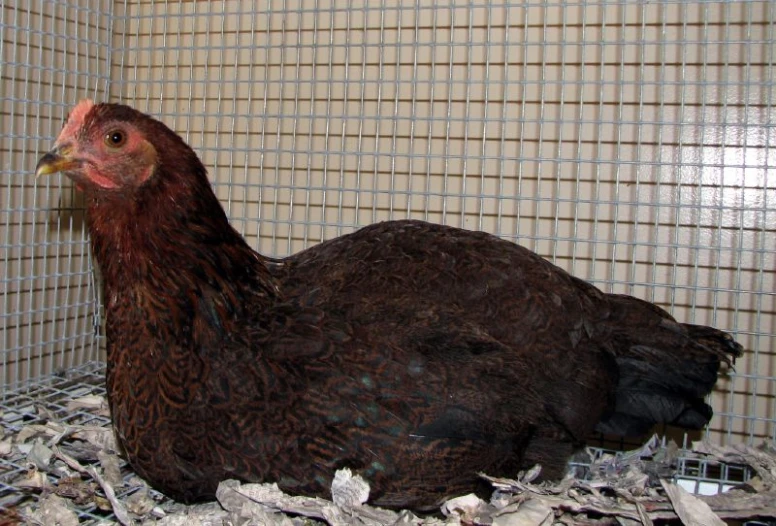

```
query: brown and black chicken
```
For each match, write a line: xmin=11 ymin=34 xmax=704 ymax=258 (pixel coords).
xmin=36 ymin=100 xmax=742 ymax=511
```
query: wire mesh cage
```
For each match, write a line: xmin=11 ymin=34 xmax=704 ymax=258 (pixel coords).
xmin=1 ymin=0 xmax=774 ymax=522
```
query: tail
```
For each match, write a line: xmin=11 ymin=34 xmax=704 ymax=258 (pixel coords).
xmin=594 ymin=294 xmax=743 ymax=437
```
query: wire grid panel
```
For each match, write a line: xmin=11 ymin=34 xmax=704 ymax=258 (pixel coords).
xmin=1 ymin=0 xmax=774 ymax=449
xmin=111 ymin=0 xmax=775 ymax=445
xmin=0 ymin=362 xmax=136 ymax=523
xmin=1 ymin=1 xmax=112 ymax=393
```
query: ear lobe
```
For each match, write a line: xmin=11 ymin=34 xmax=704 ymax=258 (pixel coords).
xmin=83 ymin=164 xmax=121 ymax=190
xmin=135 ymin=140 xmax=159 ymax=186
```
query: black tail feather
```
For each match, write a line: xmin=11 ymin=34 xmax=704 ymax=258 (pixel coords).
xmin=595 ymin=296 xmax=742 ymax=437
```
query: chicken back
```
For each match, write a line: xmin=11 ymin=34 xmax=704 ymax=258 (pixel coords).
xmin=36 ymin=100 xmax=742 ymax=511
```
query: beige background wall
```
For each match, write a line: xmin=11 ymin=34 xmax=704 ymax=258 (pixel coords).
xmin=1 ymin=1 xmax=111 ymax=391
xmin=2 ymin=1 xmax=774 ymax=445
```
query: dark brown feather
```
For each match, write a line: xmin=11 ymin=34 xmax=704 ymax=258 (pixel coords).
xmin=40 ymin=102 xmax=742 ymax=511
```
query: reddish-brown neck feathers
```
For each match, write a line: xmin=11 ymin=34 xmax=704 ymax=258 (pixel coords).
xmin=73 ymin=103 xmax=276 ymax=306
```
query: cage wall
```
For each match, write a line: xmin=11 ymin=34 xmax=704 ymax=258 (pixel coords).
xmin=1 ymin=1 xmax=112 ymax=391
xmin=2 ymin=0 xmax=775 ymax=447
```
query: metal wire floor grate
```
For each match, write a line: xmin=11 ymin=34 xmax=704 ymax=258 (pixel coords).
xmin=0 ymin=362 xmax=758 ymax=524
xmin=0 ymin=362 xmax=137 ymax=523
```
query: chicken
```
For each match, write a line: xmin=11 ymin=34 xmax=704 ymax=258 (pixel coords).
xmin=36 ymin=100 xmax=742 ymax=511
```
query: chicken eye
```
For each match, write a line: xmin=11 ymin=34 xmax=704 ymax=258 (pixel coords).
xmin=105 ymin=130 xmax=127 ymax=148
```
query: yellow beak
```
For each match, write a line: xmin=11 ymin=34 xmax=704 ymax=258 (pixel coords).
xmin=35 ymin=147 xmax=80 ymax=178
